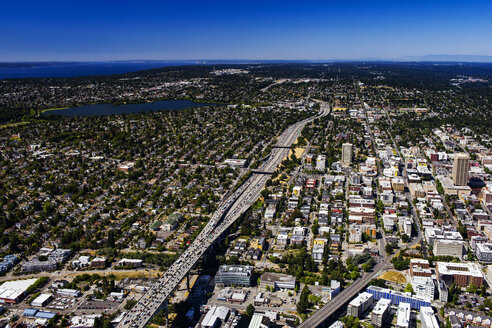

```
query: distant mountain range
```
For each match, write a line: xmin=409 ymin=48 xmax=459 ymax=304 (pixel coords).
xmin=114 ymin=56 xmax=492 ymax=64
xmin=119 ymin=56 xmax=492 ymax=63
xmin=397 ymin=55 xmax=492 ymax=63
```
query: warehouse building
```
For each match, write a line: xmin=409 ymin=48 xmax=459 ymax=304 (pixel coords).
xmin=23 ymin=308 xmax=56 ymax=320
xmin=56 ymin=288 xmax=81 ymax=297
xmin=117 ymin=258 xmax=143 ymax=268
xmin=31 ymin=293 xmax=52 ymax=307
xmin=248 ymin=313 xmax=271 ymax=328
xmin=259 ymin=273 xmax=296 ymax=291
xmin=200 ymin=305 xmax=230 ymax=328
xmin=0 ymin=278 xmax=38 ymax=304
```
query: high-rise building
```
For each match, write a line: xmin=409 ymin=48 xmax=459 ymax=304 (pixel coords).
xmin=396 ymin=303 xmax=411 ymax=328
xmin=452 ymin=153 xmax=469 ymax=186
xmin=342 ymin=143 xmax=353 ymax=166
xmin=420 ymin=307 xmax=439 ymax=328
xmin=371 ymin=299 xmax=391 ymax=328
xmin=347 ymin=292 xmax=374 ymax=318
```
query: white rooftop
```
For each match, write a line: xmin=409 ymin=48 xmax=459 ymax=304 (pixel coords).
xmin=420 ymin=307 xmax=439 ymax=328
xmin=349 ymin=292 xmax=373 ymax=307
xmin=437 ymin=262 xmax=483 ymax=277
xmin=0 ymin=278 xmax=38 ymax=292
xmin=31 ymin=293 xmax=52 ymax=306
xmin=396 ymin=302 xmax=411 ymax=327
xmin=373 ymin=298 xmax=391 ymax=315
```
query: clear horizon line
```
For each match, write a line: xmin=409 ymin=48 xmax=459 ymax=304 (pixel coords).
xmin=1 ymin=54 xmax=492 ymax=64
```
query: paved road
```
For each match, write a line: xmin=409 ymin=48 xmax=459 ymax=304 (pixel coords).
xmin=298 ymin=261 xmax=390 ymax=328
xmin=118 ymin=108 xmax=329 ymax=328
xmin=299 ymin=229 xmax=423 ymax=328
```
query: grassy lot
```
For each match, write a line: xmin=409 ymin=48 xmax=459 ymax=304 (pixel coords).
xmin=289 ymin=147 xmax=306 ymax=159
xmin=378 ymin=270 xmax=407 ymax=284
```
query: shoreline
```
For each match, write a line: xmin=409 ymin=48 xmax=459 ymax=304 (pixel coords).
xmin=40 ymin=99 xmax=219 ymax=117
xmin=41 ymin=107 xmax=70 ymax=113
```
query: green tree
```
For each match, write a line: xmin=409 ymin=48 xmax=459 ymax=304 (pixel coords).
xmin=466 ymin=283 xmax=478 ymax=295
xmin=124 ymin=299 xmax=137 ymax=310
xmin=261 ymin=189 xmax=269 ymax=199
xmin=341 ymin=315 xmax=361 ymax=328
xmin=480 ymin=284 xmax=487 ymax=297
xmin=245 ymin=304 xmax=255 ymax=317
xmin=297 ymin=286 xmax=311 ymax=314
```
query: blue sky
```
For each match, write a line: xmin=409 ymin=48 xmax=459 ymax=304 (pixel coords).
xmin=1 ymin=0 xmax=491 ymax=61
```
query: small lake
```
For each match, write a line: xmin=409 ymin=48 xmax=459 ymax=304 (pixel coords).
xmin=41 ymin=100 xmax=216 ymax=117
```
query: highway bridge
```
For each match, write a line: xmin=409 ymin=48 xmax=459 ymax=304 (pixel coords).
xmin=271 ymin=145 xmax=292 ymax=149
xmin=118 ymin=108 xmax=329 ymax=328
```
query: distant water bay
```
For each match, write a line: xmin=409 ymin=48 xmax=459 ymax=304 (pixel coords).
xmin=0 ymin=62 xmax=193 ymax=79
xmin=41 ymin=100 xmax=215 ymax=117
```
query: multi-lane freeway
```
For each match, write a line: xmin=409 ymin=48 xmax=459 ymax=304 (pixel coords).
xmin=118 ymin=107 xmax=329 ymax=328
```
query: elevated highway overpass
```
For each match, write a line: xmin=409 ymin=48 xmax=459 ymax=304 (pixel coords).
xmin=118 ymin=108 xmax=329 ymax=328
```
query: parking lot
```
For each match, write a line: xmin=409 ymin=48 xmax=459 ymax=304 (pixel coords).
xmin=46 ymin=295 xmax=78 ymax=311
xmin=78 ymin=299 xmax=118 ymax=311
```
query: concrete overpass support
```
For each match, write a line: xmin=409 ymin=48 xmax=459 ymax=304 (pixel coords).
xmin=164 ymin=300 xmax=169 ymax=327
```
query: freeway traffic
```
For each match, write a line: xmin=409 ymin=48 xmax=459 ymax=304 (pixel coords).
xmin=117 ymin=107 xmax=329 ymax=328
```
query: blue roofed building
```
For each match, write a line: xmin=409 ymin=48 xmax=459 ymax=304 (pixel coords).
xmin=366 ymin=285 xmax=431 ymax=310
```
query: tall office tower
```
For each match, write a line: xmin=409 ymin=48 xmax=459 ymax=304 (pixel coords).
xmin=452 ymin=153 xmax=469 ymax=186
xmin=342 ymin=143 xmax=353 ymax=166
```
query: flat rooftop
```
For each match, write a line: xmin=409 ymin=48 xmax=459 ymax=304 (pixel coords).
xmin=373 ymin=298 xmax=391 ymax=315
xmin=436 ymin=262 xmax=483 ymax=277
xmin=218 ymin=265 xmax=253 ymax=276
xmin=396 ymin=302 xmax=411 ymax=327
xmin=261 ymin=272 xmax=296 ymax=284
xmin=349 ymin=292 xmax=373 ymax=307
